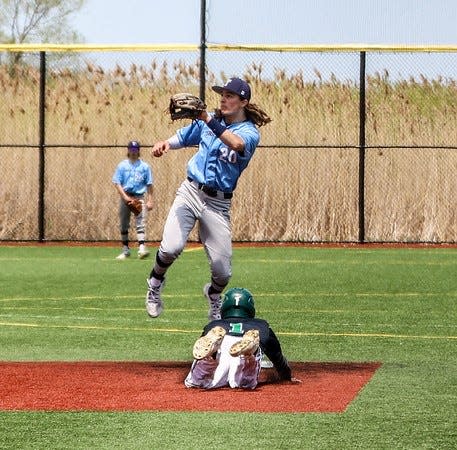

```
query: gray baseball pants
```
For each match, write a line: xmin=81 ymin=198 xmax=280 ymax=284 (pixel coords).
xmin=157 ymin=179 xmax=232 ymax=290
xmin=118 ymin=196 xmax=146 ymax=242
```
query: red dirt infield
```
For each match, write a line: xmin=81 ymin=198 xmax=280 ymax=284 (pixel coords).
xmin=0 ymin=361 xmax=381 ymax=413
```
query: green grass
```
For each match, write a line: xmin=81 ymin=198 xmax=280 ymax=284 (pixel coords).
xmin=0 ymin=244 xmax=456 ymax=449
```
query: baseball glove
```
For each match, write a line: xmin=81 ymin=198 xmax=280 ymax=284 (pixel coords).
xmin=169 ymin=93 xmax=206 ymax=121
xmin=127 ymin=198 xmax=142 ymax=216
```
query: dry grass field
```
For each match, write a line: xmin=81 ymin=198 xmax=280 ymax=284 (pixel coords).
xmin=1 ymin=61 xmax=456 ymax=242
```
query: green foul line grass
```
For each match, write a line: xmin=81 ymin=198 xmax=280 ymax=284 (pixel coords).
xmin=0 ymin=306 xmax=345 ymax=313
xmin=0 ymin=321 xmax=455 ymax=340
xmin=0 ymin=321 xmax=199 ymax=334
xmin=1 ymin=292 xmax=456 ymax=302
xmin=241 ymin=258 xmax=457 ymax=266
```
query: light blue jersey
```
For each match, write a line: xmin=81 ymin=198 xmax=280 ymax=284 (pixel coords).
xmin=177 ymin=116 xmax=260 ymax=193
xmin=112 ymin=159 xmax=153 ymax=195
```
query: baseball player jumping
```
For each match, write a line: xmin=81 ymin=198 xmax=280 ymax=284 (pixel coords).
xmin=112 ymin=141 xmax=154 ymax=260
xmin=185 ymin=287 xmax=292 ymax=389
xmin=145 ymin=77 xmax=271 ymax=319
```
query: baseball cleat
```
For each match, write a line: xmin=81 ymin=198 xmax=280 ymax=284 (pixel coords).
xmin=193 ymin=326 xmax=226 ymax=360
xmin=137 ymin=246 xmax=150 ymax=259
xmin=203 ymin=283 xmax=222 ymax=320
xmin=229 ymin=329 xmax=260 ymax=357
xmin=145 ymin=277 xmax=165 ymax=318
xmin=116 ymin=250 xmax=131 ymax=260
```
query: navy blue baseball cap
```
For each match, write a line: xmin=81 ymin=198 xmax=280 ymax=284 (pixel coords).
xmin=212 ymin=77 xmax=251 ymax=101
xmin=127 ymin=140 xmax=140 ymax=151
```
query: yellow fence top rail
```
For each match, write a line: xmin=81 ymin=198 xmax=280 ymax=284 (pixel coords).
xmin=0 ymin=43 xmax=199 ymax=52
xmin=209 ymin=44 xmax=457 ymax=53
xmin=1 ymin=43 xmax=457 ymax=53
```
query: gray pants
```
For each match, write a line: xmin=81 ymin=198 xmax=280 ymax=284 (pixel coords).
xmin=119 ymin=196 xmax=146 ymax=242
xmin=158 ymin=179 xmax=232 ymax=289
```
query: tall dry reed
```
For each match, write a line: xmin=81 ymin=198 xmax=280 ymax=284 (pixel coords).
xmin=1 ymin=61 xmax=456 ymax=241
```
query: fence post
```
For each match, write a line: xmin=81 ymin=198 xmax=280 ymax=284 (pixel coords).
xmin=38 ymin=51 xmax=46 ymax=241
xmin=199 ymin=0 xmax=207 ymax=101
xmin=358 ymin=51 xmax=366 ymax=243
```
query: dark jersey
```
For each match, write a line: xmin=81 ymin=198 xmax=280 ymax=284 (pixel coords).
xmin=203 ymin=317 xmax=291 ymax=380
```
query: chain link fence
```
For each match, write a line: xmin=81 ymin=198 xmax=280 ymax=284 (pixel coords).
xmin=0 ymin=45 xmax=456 ymax=243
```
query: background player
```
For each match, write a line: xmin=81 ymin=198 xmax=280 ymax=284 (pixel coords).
xmin=145 ymin=77 xmax=271 ymax=319
xmin=112 ymin=140 xmax=154 ymax=260
xmin=184 ymin=287 xmax=292 ymax=389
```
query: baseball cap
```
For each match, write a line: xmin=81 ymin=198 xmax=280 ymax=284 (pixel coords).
xmin=127 ymin=140 xmax=140 ymax=151
xmin=212 ymin=77 xmax=251 ymax=101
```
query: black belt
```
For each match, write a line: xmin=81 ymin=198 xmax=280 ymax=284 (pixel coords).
xmin=187 ymin=177 xmax=233 ymax=199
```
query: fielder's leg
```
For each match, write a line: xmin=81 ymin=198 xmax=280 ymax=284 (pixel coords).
xmin=199 ymin=197 xmax=232 ymax=318
xmin=146 ymin=181 xmax=200 ymax=317
xmin=135 ymin=198 xmax=149 ymax=258
xmin=148 ymin=184 xmax=199 ymax=281
xmin=116 ymin=200 xmax=131 ymax=260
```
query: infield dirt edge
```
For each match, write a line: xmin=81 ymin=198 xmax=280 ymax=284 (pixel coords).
xmin=0 ymin=361 xmax=381 ymax=413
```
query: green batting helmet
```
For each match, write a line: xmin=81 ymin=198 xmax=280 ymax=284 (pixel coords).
xmin=221 ymin=287 xmax=256 ymax=319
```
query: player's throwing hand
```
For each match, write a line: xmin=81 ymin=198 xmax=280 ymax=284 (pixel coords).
xmin=151 ymin=140 xmax=170 ymax=158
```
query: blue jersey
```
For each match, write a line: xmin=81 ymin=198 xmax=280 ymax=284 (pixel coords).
xmin=112 ymin=159 xmax=153 ymax=195
xmin=177 ymin=116 xmax=260 ymax=193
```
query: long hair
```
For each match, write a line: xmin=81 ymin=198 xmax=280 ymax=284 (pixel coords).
xmin=244 ymin=103 xmax=272 ymax=127
xmin=214 ymin=103 xmax=272 ymax=127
